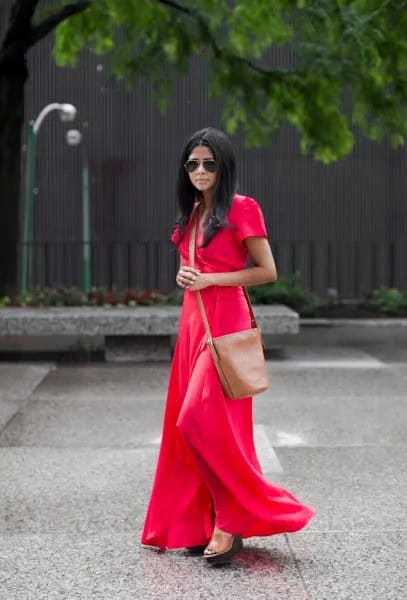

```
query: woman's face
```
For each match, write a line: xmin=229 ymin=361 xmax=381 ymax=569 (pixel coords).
xmin=186 ymin=145 xmax=218 ymax=195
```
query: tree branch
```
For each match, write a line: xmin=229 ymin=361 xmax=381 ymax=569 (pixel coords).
xmin=156 ymin=0 xmax=287 ymax=82
xmin=0 ymin=0 xmax=289 ymax=84
xmin=0 ymin=0 xmax=40 ymax=66
xmin=157 ymin=0 xmax=222 ymax=58
xmin=5 ymin=0 xmax=40 ymax=41
xmin=0 ymin=1 xmax=91 ymax=67
xmin=1 ymin=0 xmax=39 ymax=48
xmin=28 ymin=1 xmax=92 ymax=47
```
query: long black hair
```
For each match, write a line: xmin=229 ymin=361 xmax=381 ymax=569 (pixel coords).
xmin=173 ymin=127 xmax=237 ymax=247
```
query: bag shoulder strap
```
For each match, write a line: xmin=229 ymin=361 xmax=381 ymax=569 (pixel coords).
xmin=188 ymin=203 xmax=259 ymax=343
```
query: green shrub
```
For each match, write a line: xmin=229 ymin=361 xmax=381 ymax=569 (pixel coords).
xmin=366 ymin=286 xmax=407 ymax=315
xmin=8 ymin=287 xmax=88 ymax=307
xmin=0 ymin=286 xmax=184 ymax=308
xmin=160 ymin=292 xmax=183 ymax=305
xmin=1 ymin=281 xmax=406 ymax=316
xmin=248 ymin=272 xmax=323 ymax=315
xmin=0 ymin=296 xmax=10 ymax=307
xmin=0 ymin=276 xmax=321 ymax=313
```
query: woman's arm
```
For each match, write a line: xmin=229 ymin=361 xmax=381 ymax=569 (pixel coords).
xmin=183 ymin=237 xmax=277 ymax=291
xmin=210 ymin=237 xmax=277 ymax=286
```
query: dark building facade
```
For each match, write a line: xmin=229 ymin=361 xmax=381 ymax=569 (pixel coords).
xmin=3 ymin=8 xmax=407 ymax=298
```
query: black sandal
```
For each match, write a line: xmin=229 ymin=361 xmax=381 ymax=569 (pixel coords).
xmin=185 ymin=544 xmax=207 ymax=554
xmin=204 ymin=534 xmax=243 ymax=565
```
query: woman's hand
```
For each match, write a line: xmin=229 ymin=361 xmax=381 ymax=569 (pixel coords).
xmin=176 ymin=266 xmax=211 ymax=291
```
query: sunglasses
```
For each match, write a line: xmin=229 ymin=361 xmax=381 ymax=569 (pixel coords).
xmin=184 ymin=159 xmax=218 ymax=173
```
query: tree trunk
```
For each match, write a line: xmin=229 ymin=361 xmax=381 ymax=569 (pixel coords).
xmin=0 ymin=52 xmax=27 ymax=296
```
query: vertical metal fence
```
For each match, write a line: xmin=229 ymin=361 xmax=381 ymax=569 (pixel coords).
xmin=16 ymin=240 xmax=407 ymax=298
xmin=3 ymin=1 xmax=406 ymax=302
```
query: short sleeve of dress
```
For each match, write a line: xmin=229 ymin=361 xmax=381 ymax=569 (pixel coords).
xmin=170 ymin=227 xmax=181 ymax=246
xmin=235 ymin=196 xmax=268 ymax=242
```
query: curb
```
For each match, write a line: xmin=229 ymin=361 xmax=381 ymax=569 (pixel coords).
xmin=300 ymin=318 xmax=407 ymax=328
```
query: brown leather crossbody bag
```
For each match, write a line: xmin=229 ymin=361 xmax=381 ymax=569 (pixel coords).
xmin=189 ymin=205 xmax=269 ymax=400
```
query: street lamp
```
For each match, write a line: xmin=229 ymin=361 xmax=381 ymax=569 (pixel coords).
xmin=21 ymin=103 xmax=77 ymax=293
xmin=66 ymin=128 xmax=92 ymax=294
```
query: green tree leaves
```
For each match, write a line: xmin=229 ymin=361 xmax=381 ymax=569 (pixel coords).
xmin=44 ymin=0 xmax=407 ymax=162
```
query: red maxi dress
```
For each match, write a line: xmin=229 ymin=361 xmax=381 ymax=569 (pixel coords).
xmin=141 ymin=194 xmax=316 ymax=550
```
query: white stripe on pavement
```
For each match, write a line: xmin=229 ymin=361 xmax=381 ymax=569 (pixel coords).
xmin=254 ymin=424 xmax=284 ymax=473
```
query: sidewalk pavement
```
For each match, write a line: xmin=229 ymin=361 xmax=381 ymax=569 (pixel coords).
xmin=0 ymin=341 xmax=406 ymax=600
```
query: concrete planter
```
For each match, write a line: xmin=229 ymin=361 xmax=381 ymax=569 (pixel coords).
xmin=0 ymin=305 xmax=299 ymax=362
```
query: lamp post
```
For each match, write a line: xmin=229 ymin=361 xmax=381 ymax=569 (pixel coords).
xmin=66 ymin=128 xmax=92 ymax=294
xmin=21 ymin=103 xmax=77 ymax=293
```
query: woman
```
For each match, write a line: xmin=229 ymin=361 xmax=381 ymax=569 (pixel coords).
xmin=141 ymin=127 xmax=316 ymax=565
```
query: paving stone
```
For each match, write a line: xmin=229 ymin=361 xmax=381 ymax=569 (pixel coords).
xmin=0 ymin=532 xmax=309 ymax=600
xmin=0 ymin=394 xmax=165 ymax=448
xmin=268 ymin=446 xmax=407 ymax=533
xmin=262 ymin=365 xmax=407 ymax=399
xmin=0 ymin=363 xmax=53 ymax=401
xmin=0 ymin=447 xmax=156 ymax=534
xmin=30 ymin=364 xmax=172 ymax=398
xmin=288 ymin=530 xmax=407 ymax=600
xmin=0 ymin=363 xmax=53 ymax=431
xmin=0 ymin=340 xmax=406 ymax=600
xmin=254 ymin=391 xmax=407 ymax=447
